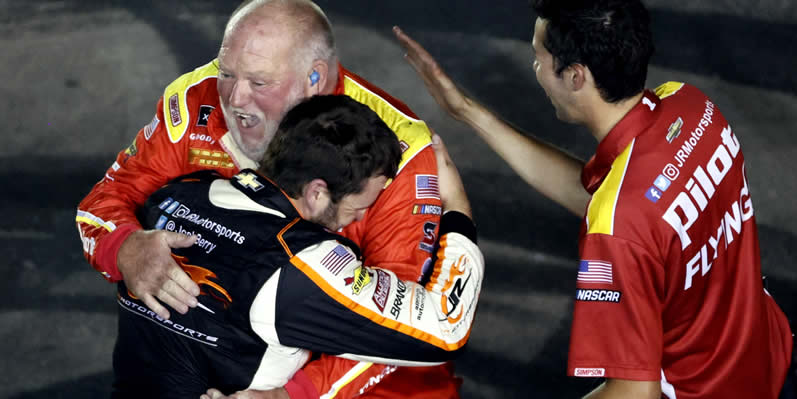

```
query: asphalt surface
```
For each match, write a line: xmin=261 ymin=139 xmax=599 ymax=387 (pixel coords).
xmin=1 ymin=1 xmax=796 ymax=398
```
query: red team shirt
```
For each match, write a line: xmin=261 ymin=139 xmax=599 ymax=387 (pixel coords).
xmin=568 ymin=82 xmax=793 ymax=398
xmin=76 ymin=61 xmax=460 ymax=398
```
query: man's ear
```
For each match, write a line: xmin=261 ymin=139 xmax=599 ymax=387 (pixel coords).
xmin=564 ymin=63 xmax=588 ymax=91
xmin=304 ymin=60 xmax=330 ymax=96
xmin=301 ymin=178 xmax=330 ymax=218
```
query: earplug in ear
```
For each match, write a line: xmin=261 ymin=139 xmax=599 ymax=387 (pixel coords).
xmin=310 ymin=70 xmax=320 ymax=86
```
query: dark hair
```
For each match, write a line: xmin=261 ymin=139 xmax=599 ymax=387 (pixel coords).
xmin=533 ymin=0 xmax=654 ymax=103
xmin=259 ymin=95 xmax=401 ymax=203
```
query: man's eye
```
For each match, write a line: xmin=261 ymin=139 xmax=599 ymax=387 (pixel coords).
xmin=219 ymin=71 xmax=233 ymax=79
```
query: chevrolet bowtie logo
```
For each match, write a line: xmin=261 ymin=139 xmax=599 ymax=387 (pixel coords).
xmin=235 ymin=172 xmax=264 ymax=192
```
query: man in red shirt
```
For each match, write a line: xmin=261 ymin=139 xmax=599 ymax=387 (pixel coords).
xmin=76 ymin=0 xmax=462 ymax=397
xmin=394 ymin=0 xmax=794 ymax=397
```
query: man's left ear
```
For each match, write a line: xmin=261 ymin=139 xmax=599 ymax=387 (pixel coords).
xmin=302 ymin=178 xmax=330 ymax=218
xmin=566 ymin=63 xmax=587 ymax=91
xmin=305 ymin=61 xmax=329 ymax=96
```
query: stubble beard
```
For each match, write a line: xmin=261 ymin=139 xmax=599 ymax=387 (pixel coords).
xmin=311 ymin=201 xmax=340 ymax=232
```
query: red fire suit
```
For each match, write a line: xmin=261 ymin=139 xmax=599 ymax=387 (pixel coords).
xmin=76 ymin=60 xmax=460 ymax=398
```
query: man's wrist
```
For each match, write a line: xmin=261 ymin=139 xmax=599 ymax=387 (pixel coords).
xmin=95 ymin=224 xmax=141 ymax=281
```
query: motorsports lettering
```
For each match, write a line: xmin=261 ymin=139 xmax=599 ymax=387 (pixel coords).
xmin=154 ymin=202 xmax=247 ymax=254
xmin=118 ymin=294 xmax=219 ymax=346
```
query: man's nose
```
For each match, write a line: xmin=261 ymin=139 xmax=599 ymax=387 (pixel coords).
xmin=229 ymin=80 xmax=251 ymax=107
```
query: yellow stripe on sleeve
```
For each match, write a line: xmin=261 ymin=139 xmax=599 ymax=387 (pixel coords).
xmin=586 ymin=140 xmax=635 ymax=235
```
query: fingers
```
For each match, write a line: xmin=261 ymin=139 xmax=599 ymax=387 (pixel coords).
xmin=202 ymin=388 xmax=225 ymax=399
xmin=431 ymin=133 xmax=453 ymax=168
xmin=157 ymin=283 xmax=193 ymax=314
xmin=118 ymin=230 xmax=200 ymax=320
xmin=167 ymin=261 xmax=201 ymax=297
xmin=141 ymin=292 xmax=170 ymax=320
xmin=393 ymin=26 xmax=439 ymax=78
xmin=393 ymin=26 xmax=432 ymax=66
xmin=164 ymin=230 xmax=198 ymax=248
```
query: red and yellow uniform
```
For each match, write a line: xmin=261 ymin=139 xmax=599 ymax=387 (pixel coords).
xmin=77 ymin=60 xmax=460 ymax=398
xmin=569 ymin=82 xmax=793 ymax=398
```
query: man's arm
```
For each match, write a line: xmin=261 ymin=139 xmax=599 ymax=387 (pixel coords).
xmin=393 ymin=26 xmax=590 ymax=216
xmin=268 ymin=209 xmax=481 ymax=364
xmin=76 ymin=97 xmax=199 ymax=318
xmin=583 ymin=379 xmax=661 ymax=399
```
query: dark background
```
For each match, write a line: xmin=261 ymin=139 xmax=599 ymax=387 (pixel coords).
xmin=1 ymin=1 xmax=795 ymax=397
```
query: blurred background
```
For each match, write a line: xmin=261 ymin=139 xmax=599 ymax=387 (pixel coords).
xmin=1 ymin=1 xmax=795 ymax=397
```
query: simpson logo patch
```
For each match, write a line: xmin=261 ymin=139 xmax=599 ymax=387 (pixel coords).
xmin=399 ymin=140 xmax=410 ymax=153
xmin=197 ymin=105 xmax=214 ymax=127
xmin=574 ymin=368 xmax=605 ymax=377
xmin=168 ymin=93 xmax=181 ymax=127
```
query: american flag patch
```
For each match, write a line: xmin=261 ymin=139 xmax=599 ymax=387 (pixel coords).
xmin=577 ymin=260 xmax=613 ymax=284
xmin=415 ymin=175 xmax=440 ymax=199
xmin=321 ymin=245 xmax=354 ymax=276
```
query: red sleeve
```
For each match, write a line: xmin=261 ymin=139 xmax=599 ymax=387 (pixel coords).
xmin=75 ymin=97 xmax=187 ymax=281
xmin=341 ymin=145 xmax=441 ymax=282
xmin=567 ymin=233 xmax=664 ymax=381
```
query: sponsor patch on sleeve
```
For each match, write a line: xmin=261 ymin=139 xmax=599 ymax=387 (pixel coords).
xmin=371 ymin=269 xmax=391 ymax=312
xmin=574 ymin=368 xmax=605 ymax=377
xmin=197 ymin=105 xmax=214 ymax=127
xmin=320 ymin=245 xmax=354 ymax=276
xmin=412 ymin=204 xmax=442 ymax=216
xmin=415 ymin=175 xmax=440 ymax=200
xmin=575 ymin=289 xmax=621 ymax=303
xmin=344 ymin=266 xmax=373 ymax=295
xmin=144 ymin=115 xmax=160 ymax=141
xmin=418 ymin=221 xmax=438 ymax=253
xmin=168 ymin=94 xmax=182 ymax=127
xmin=577 ymin=260 xmax=613 ymax=284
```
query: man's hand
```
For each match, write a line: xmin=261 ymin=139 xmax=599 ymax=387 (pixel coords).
xmin=393 ymin=26 xmax=470 ymax=121
xmin=201 ymin=388 xmax=289 ymax=399
xmin=117 ymin=229 xmax=200 ymax=319
xmin=431 ymin=133 xmax=471 ymax=218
